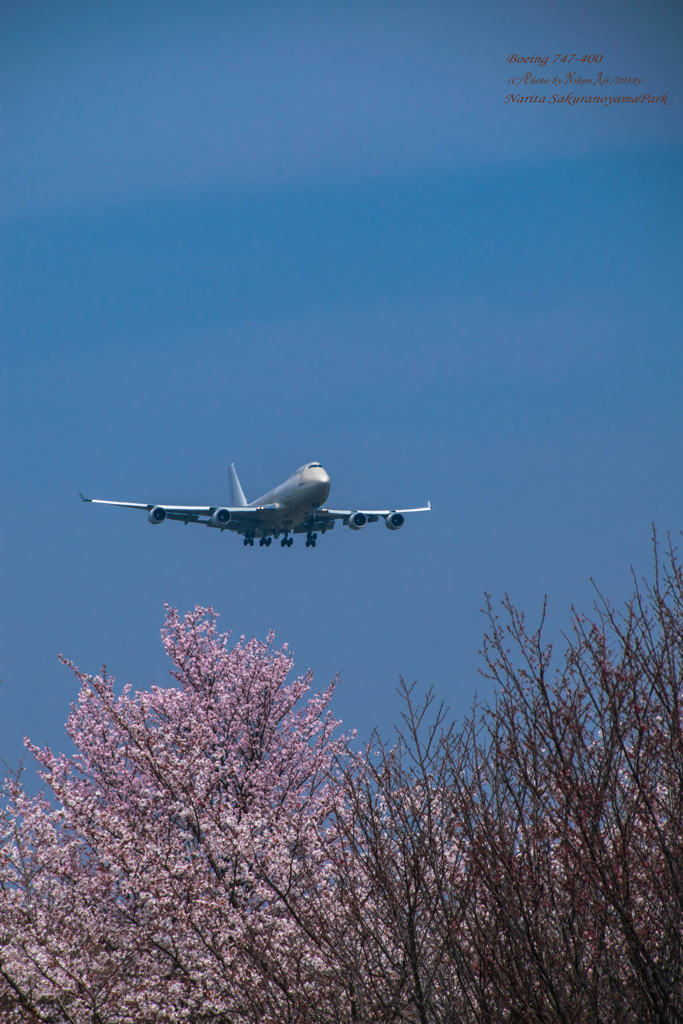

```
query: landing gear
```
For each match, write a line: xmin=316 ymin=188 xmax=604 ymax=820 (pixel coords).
xmin=280 ymin=534 xmax=293 ymax=547
xmin=306 ymin=531 xmax=318 ymax=548
xmin=243 ymin=534 xmax=255 ymax=546
xmin=259 ymin=537 xmax=273 ymax=547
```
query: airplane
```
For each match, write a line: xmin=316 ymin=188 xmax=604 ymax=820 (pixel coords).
xmin=80 ymin=462 xmax=430 ymax=548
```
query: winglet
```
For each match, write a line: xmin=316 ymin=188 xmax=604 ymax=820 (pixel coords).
xmin=79 ymin=492 xmax=91 ymax=502
xmin=428 ymin=500 xmax=431 ymax=509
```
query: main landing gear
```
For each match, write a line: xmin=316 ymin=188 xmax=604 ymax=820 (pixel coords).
xmin=305 ymin=532 xmax=318 ymax=548
xmin=243 ymin=533 xmax=294 ymax=548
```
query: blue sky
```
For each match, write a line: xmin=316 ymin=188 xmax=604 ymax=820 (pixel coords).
xmin=1 ymin=0 xmax=682 ymax=775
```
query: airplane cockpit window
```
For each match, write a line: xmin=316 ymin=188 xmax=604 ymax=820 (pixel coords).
xmin=308 ymin=463 xmax=322 ymax=468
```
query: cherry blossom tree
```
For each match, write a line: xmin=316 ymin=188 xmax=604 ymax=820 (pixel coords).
xmin=456 ymin=537 xmax=683 ymax=1023
xmin=1 ymin=606 xmax=347 ymax=1023
xmin=317 ymin=682 xmax=476 ymax=1024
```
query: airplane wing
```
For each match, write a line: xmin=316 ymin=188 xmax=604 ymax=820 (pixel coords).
xmin=314 ymin=502 xmax=431 ymax=523
xmin=79 ymin=494 xmax=277 ymax=526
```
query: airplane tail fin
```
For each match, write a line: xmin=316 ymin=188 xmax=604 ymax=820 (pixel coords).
xmin=228 ymin=464 xmax=247 ymax=506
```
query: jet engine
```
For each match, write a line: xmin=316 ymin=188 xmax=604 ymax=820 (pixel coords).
xmin=210 ymin=508 xmax=232 ymax=528
xmin=347 ymin=511 xmax=368 ymax=531
xmin=385 ymin=512 xmax=405 ymax=531
xmin=148 ymin=506 xmax=167 ymax=524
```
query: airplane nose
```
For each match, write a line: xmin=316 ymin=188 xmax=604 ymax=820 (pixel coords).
xmin=308 ymin=466 xmax=330 ymax=503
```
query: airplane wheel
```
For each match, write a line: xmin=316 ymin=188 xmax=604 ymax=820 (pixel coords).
xmin=243 ymin=538 xmax=248 ymax=546
xmin=266 ymin=537 xmax=272 ymax=546
xmin=312 ymin=541 xmax=316 ymax=547
xmin=288 ymin=538 xmax=293 ymax=547
xmin=305 ymin=540 xmax=310 ymax=547
xmin=312 ymin=533 xmax=318 ymax=541
xmin=281 ymin=539 xmax=286 ymax=547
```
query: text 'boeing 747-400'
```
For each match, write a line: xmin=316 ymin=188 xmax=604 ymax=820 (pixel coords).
xmin=80 ymin=463 xmax=431 ymax=548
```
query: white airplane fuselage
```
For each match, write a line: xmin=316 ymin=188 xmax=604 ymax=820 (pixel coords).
xmin=250 ymin=463 xmax=331 ymax=530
